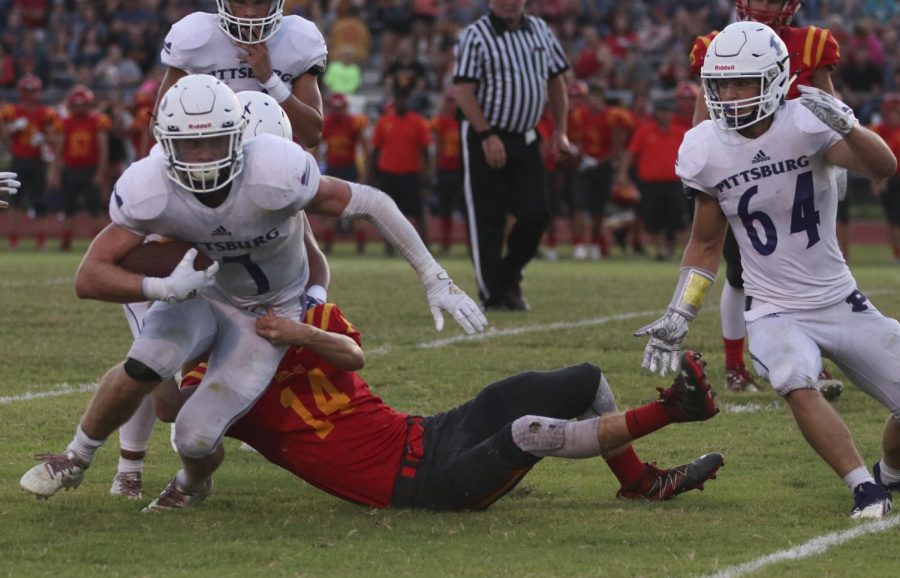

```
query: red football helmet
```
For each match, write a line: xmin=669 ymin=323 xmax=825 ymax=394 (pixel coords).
xmin=735 ymin=0 xmax=801 ymax=28
xmin=882 ymin=94 xmax=900 ymax=116
xmin=675 ymin=81 xmax=700 ymax=100
xmin=612 ymin=182 xmax=640 ymax=208
xmin=327 ymin=92 xmax=349 ymax=111
xmin=567 ymin=80 xmax=588 ymax=99
xmin=67 ymin=85 xmax=95 ymax=112
xmin=17 ymin=74 xmax=42 ymax=95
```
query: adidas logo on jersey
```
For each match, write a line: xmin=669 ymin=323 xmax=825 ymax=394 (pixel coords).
xmin=751 ymin=150 xmax=771 ymax=164
xmin=211 ymin=226 xmax=232 ymax=236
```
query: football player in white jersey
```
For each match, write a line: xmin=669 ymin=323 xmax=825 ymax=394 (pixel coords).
xmin=109 ymin=92 xmax=324 ymax=498
xmin=635 ymin=22 xmax=899 ymax=519
xmin=0 ymin=171 xmax=20 ymax=208
xmin=157 ymin=0 xmax=325 ymax=149
xmin=21 ymin=75 xmax=487 ymax=512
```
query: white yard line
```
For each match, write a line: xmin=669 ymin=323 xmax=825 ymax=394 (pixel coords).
xmin=0 ymin=383 xmax=97 ymax=405
xmin=418 ymin=310 xmax=658 ymax=349
xmin=700 ymin=516 xmax=900 ymax=578
xmin=0 ymin=277 xmax=72 ymax=288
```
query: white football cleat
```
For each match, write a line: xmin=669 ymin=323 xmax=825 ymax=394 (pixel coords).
xmin=110 ymin=471 xmax=143 ymax=499
xmin=20 ymin=452 xmax=86 ymax=499
xmin=142 ymin=477 xmax=212 ymax=513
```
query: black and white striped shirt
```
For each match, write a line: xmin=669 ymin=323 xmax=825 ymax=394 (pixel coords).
xmin=453 ymin=12 xmax=569 ymax=134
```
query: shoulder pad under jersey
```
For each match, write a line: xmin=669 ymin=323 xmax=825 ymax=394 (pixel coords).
xmin=241 ymin=134 xmax=319 ymax=211
xmin=161 ymin=12 xmax=219 ymax=70
xmin=112 ymin=156 xmax=170 ymax=221
xmin=675 ymin=123 xmax=712 ymax=184
xmin=281 ymin=15 xmax=328 ymax=74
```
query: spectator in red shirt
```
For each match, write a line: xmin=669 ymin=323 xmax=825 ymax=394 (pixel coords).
xmin=615 ymin=100 xmax=688 ymax=261
xmin=49 ymin=85 xmax=110 ymax=251
xmin=372 ymin=87 xmax=432 ymax=251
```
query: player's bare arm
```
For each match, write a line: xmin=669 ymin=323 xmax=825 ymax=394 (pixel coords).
xmin=255 ymin=307 xmax=365 ymax=370
xmin=681 ymin=194 xmax=728 ymax=272
xmin=547 ymin=74 xmax=574 ymax=157
xmin=74 ymin=224 xmax=153 ymax=303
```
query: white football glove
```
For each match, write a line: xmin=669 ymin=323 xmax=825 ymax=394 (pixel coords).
xmin=0 ymin=172 xmax=21 ymax=196
xmin=9 ymin=117 xmax=28 ymax=132
xmin=633 ymin=310 xmax=691 ymax=376
xmin=797 ymin=85 xmax=858 ymax=137
xmin=141 ymin=248 xmax=219 ymax=304
xmin=423 ymin=270 xmax=488 ymax=334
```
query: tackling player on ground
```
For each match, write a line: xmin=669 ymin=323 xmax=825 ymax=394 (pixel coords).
xmin=156 ymin=304 xmax=723 ymax=511
xmin=690 ymin=0 xmax=844 ymax=397
xmin=637 ymin=22 xmax=898 ymax=519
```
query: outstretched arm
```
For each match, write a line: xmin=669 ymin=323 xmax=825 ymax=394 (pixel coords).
xmin=306 ymin=176 xmax=487 ymax=334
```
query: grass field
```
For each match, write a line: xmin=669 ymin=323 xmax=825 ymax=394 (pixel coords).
xmin=2 ymin=243 xmax=899 ymax=577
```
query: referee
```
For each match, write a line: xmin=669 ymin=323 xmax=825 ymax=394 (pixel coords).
xmin=454 ymin=0 xmax=574 ymax=311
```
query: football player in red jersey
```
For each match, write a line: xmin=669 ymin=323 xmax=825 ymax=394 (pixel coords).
xmin=0 ymin=74 xmax=58 ymax=249
xmin=318 ymin=92 xmax=370 ymax=254
xmin=129 ymin=89 xmax=156 ymax=160
xmin=50 ymin=85 xmax=111 ymax=251
xmin=871 ymin=95 xmax=900 ymax=263
xmin=159 ymin=304 xmax=724 ymax=511
xmin=430 ymin=89 xmax=464 ymax=256
xmin=689 ymin=0 xmax=844 ymax=398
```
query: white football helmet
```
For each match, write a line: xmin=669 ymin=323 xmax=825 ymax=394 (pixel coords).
xmin=237 ymin=91 xmax=293 ymax=140
xmin=154 ymin=74 xmax=247 ymax=193
xmin=216 ymin=0 xmax=285 ymax=44
xmin=701 ymin=21 xmax=792 ymax=131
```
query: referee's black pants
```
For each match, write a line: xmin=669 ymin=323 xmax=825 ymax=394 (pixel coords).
xmin=462 ymin=124 xmax=550 ymax=304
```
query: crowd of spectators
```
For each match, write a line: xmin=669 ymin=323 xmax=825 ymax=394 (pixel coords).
xmin=1 ymin=0 xmax=899 ymax=251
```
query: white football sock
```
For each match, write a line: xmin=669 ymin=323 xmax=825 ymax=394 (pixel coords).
xmin=843 ymin=466 xmax=875 ymax=491
xmin=117 ymin=457 xmax=143 ymax=474
xmin=720 ymin=283 xmax=747 ymax=340
xmin=878 ymin=459 xmax=900 ymax=485
xmin=66 ymin=425 xmax=104 ymax=466
xmin=119 ymin=395 xmax=156 ymax=453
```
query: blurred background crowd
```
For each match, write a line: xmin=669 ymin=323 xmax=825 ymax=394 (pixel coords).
xmin=1 ymin=0 xmax=899 ymax=257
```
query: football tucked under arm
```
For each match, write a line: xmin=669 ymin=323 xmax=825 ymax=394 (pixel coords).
xmin=118 ymin=239 xmax=214 ymax=278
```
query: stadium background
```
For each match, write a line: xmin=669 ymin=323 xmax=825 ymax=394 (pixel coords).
xmin=0 ymin=0 xmax=897 ymax=251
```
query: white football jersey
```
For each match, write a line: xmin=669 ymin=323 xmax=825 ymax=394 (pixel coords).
xmin=110 ymin=134 xmax=322 ymax=311
xmin=677 ymin=100 xmax=855 ymax=317
xmin=161 ymin=12 xmax=327 ymax=93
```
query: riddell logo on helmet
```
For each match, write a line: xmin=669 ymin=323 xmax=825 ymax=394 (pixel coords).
xmin=715 ymin=65 xmax=736 ymax=70
xmin=189 ymin=122 xmax=213 ymax=129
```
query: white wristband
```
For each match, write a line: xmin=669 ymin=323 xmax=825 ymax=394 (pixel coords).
xmin=306 ymin=284 xmax=327 ymax=304
xmin=260 ymin=72 xmax=292 ymax=103
xmin=141 ymin=276 xmax=168 ymax=302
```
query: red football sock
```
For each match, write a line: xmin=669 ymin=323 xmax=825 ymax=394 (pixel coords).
xmin=724 ymin=337 xmax=745 ymax=368
xmin=605 ymin=445 xmax=646 ymax=487
xmin=441 ymin=216 xmax=452 ymax=249
xmin=625 ymin=402 xmax=671 ymax=439
xmin=60 ymin=230 xmax=74 ymax=251
xmin=8 ymin=233 xmax=18 ymax=248
xmin=35 ymin=232 xmax=46 ymax=250
xmin=572 ymin=234 xmax=584 ymax=246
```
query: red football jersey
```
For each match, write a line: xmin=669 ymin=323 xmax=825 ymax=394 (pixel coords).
xmin=430 ymin=113 xmax=461 ymax=171
xmin=690 ymin=26 xmax=840 ymax=100
xmin=0 ymin=104 xmax=57 ymax=159
xmin=219 ymin=304 xmax=410 ymax=508
xmin=130 ymin=104 xmax=155 ymax=159
xmin=59 ymin=112 xmax=111 ymax=168
xmin=873 ymin=123 xmax=900 ymax=176
xmin=372 ymin=110 xmax=431 ymax=174
xmin=535 ymin=111 xmax=555 ymax=171
xmin=323 ymin=113 xmax=367 ymax=169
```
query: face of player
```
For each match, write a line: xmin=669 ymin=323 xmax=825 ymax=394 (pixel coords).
xmin=229 ymin=0 xmax=273 ymax=42
xmin=745 ymin=0 xmax=789 ymax=25
xmin=174 ymin=136 xmax=231 ymax=164
xmin=711 ymin=77 xmax=761 ymax=117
